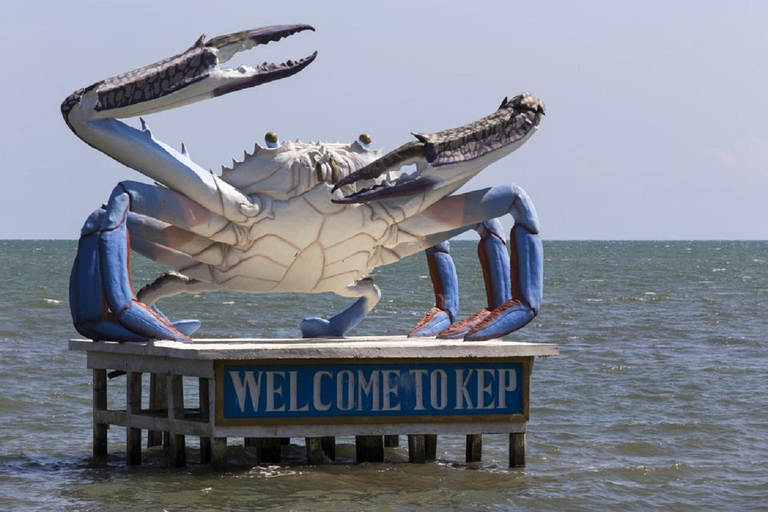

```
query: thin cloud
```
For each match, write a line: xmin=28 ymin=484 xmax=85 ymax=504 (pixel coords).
xmin=704 ymin=137 xmax=768 ymax=169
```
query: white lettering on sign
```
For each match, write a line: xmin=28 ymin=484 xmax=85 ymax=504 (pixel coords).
xmin=357 ymin=370 xmax=380 ymax=412
xmin=409 ymin=369 xmax=428 ymax=411
xmin=431 ymin=369 xmax=448 ymax=410
xmin=229 ymin=370 xmax=262 ymax=413
xmin=289 ymin=371 xmax=310 ymax=412
xmin=226 ymin=366 xmax=520 ymax=416
xmin=337 ymin=370 xmax=355 ymax=411
xmin=498 ymin=369 xmax=517 ymax=408
xmin=265 ymin=371 xmax=285 ymax=412
xmin=477 ymin=368 xmax=495 ymax=409
xmin=313 ymin=371 xmax=332 ymax=411
xmin=381 ymin=370 xmax=401 ymax=411
xmin=455 ymin=369 xmax=474 ymax=410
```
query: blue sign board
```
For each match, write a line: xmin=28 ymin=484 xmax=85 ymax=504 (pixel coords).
xmin=217 ymin=360 xmax=526 ymax=424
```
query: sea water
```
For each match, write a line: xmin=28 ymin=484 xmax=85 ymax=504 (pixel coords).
xmin=0 ymin=240 xmax=766 ymax=510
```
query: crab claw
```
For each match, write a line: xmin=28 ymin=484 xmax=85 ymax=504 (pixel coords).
xmin=70 ymin=185 xmax=199 ymax=342
xmin=62 ymin=24 xmax=317 ymax=121
xmin=332 ymin=93 xmax=544 ymax=204
xmin=61 ymin=25 xmax=317 ymax=229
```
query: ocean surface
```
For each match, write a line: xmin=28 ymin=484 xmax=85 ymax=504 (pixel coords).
xmin=0 ymin=240 xmax=766 ymax=511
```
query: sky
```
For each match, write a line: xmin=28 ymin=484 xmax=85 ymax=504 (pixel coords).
xmin=1 ymin=0 xmax=766 ymax=240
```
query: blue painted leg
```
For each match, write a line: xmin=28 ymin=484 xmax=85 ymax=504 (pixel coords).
xmin=394 ymin=183 xmax=543 ymax=341
xmin=464 ymin=225 xmax=543 ymax=341
xmin=300 ymin=278 xmax=381 ymax=338
xmin=70 ymin=210 xmax=150 ymax=341
xmin=437 ymin=220 xmax=511 ymax=339
xmin=69 ymin=184 xmax=199 ymax=342
xmin=409 ymin=241 xmax=459 ymax=337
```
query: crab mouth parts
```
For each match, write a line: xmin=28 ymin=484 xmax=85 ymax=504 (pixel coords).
xmin=332 ymin=92 xmax=545 ymax=204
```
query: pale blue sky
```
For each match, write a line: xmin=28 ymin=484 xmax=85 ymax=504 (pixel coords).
xmin=1 ymin=1 xmax=766 ymax=239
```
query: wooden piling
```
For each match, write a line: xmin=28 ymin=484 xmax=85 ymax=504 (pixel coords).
xmin=199 ymin=377 xmax=212 ymax=464
xmin=408 ymin=435 xmax=426 ymax=463
xmin=147 ymin=373 xmax=166 ymax=448
xmin=305 ymin=437 xmax=325 ymax=465
xmin=466 ymin=434 xmax=482 ymax=462
xmin=92 ymin=369 xmax=107 ymax=458
xmin=320 ymin=436 xmax=336 ymax=461
xmin=126 ymin=371 xmax=142 ymax=465
xmin=425 ymin=435 xmax=437 ymax=462
xmin=211 ymin=437 xmax=227 ymax=470
xmin=509 ymin=432 xmax=525 ymax=468
xmin=258 ymin=438 xmax=282 ymax=463
xmin=384 ymin=435 xmax=400 ymax=447
xmin=167 ymin=374 xmax=186 ymax=467
xmin=356 ymin=435 xmax=384 ymax=463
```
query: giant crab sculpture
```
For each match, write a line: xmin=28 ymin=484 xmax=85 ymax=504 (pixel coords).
xmin=62 ymin=25 xmax=544 ymax=343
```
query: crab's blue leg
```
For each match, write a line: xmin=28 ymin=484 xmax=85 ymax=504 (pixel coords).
xmin=408 ymin=241 xmax=459 ymax=337
xmin=300 ymin=278 xmax=381 ymax=338
xmin=436 ymin=219 xmax=513 ymax=340
xmin=396 ymin=184 xmax=543 ymax=341
xmin=70 ymin=185 xmax=200 ymax=342
xmin=70 ymin=210 xmax=151 ymax=342
xmin=463 ymin=224 xmax=542 ymax=341
xmin=99 ymin=185 xmax=192 ymax=342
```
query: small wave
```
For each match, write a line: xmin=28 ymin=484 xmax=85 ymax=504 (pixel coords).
xmin=705 ymin=336 xmax=758 ymax=346
xmin=22 ymin=299 xmax=66 ymax=308
xmin=244 ymin=466 xmax=302 ymax=479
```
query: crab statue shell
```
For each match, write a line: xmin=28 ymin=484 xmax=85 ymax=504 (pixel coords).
xmin=63 ymin=25 xmax=545 ymax=343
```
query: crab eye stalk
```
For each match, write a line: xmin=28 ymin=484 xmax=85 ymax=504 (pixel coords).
xmin=265 ymin=131 xmax=279 ymax=148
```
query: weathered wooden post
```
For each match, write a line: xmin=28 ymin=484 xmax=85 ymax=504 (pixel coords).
xmin=147 ymin=373 xmax=166 ymax=448
xmin=408 ymin=435 xmax=427 ymax=464
xmin=126 ymin=371 xmax=142 ymax=465
xmin=211 ymin=437 xmax=227 ymax=470
xmin=466 ymin=434 xmax=482 ymax=463
xmin=384 ymin=435 xmax=400 ymax=447
xmin=509 ymin=432 xmax=525 ymax=467
xmin=92 ymin=369 xmax=107 ymax=458
xmin=199 ymin=377 xmax=212 ymax=464
xmin=167 ymin=374 xmax=186 ymax=467
xmin=356 ymin=435 xmax=384 ymax=463
xmin=305 ymin=437 xmax=325 ymax=464
xmin=258 ymin=438 xmax=282 ymax=463
xmin=425 ymin=435 xmax=437 ymax=461
xmin=320 ymin=436 xmax=336 ymax=461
